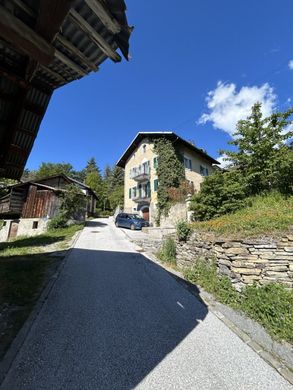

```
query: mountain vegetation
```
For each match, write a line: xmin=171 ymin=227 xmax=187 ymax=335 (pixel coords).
xmin=191 ymin=103 xmax=293 ymax=222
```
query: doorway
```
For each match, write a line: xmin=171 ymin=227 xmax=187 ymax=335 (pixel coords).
xmin=142 ymin=207 xmax=149 ymax=222
xmin=8 ymin=220 xmax=19 ymax=240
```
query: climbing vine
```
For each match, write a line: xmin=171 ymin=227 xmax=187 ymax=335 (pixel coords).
xmin=153 ymin=138 xmax=185 ymax=224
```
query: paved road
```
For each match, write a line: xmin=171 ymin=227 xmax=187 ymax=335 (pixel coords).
xmin=1 ymin=219 xmax=291 ymax=390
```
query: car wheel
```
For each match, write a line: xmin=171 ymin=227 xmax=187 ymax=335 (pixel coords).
xmin=130 ymin=223 xmax=135 ymax=230
xmin=115 ymin=221 xmax=119 ymax=227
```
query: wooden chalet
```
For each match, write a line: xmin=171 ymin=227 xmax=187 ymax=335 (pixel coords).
xmin=0 ymin=0 xmax=132 ymax=179
xmin=0 ymin=173 xmax=98 ymax=219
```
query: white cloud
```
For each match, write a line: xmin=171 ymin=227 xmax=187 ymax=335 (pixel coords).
xmin=216 ymin=154 xmax=231 ymax=169
xmin=282 ymin=123 xmax=293 ymax=136
xmin=288 ymin=60 xmax=293 ymax=70
xmin=199 ymin=81 xmax=276 ymax=136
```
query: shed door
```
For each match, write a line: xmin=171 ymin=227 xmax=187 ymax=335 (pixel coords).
xmin=8 ymin=221 xmax=19 ymax=240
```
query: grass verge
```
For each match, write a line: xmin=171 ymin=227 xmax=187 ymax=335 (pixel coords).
xmin=191 ymin=193 xmax=293 ymax=238
xmin=184 ymin=260 xmax=293 ymax=344
xmin=0 ymin=224 xmax=83 ymax=360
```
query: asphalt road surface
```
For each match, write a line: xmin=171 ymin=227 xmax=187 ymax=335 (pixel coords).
xmin=1 ymin=219 xmax=291 ymax=390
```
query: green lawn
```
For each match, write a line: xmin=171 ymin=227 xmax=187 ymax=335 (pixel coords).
xmin=192 ymin=193 xmax=293 ymax=237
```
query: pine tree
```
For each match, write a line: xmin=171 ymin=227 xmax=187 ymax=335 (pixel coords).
xmin=221 ymin=103 xmax=293 ymax=194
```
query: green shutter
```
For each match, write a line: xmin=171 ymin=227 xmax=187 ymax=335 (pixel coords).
xmin=129 ymin=188 xmax=132 ymax=199
xmin=154 ymin=179 xmax=159 ymax=191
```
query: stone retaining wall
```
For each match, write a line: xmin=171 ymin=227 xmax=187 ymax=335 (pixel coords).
xmin=176 ymin=232 xmax=293 ymax=290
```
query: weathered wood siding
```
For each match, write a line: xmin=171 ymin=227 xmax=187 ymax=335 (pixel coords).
xmin=0 ymin=194 xmax=10 ymax=214
xmin=22 ymin=185 xmax=59 ymax=218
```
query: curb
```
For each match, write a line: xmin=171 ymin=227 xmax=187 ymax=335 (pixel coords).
xmin=133 ymin=246 xmax=293 ymax=385
xmin=0 ymin=229 xmax=83 ymax=387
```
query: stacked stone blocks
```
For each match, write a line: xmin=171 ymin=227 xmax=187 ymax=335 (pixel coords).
xmin=176 ymin=233 xmax=293 ymax=290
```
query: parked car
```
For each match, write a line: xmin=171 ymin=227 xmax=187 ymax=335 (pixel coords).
xmin=115 ymin=213 xmax=149 ymax=230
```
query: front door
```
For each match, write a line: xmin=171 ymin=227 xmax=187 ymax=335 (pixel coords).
xmin=142 ymin=207 xmax=149 ymax=222
xmin=8 ymin=221 xmax=19 ymax=240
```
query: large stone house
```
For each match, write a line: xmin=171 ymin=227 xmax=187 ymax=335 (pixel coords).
xmin=116 ymin=132 xmax=219 ymax=224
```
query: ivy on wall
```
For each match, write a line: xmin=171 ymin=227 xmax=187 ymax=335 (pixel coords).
xmin=153 ymin=138 xmax=185 ymax=224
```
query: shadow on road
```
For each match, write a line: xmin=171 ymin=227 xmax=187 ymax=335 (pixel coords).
xmin=85 ymin=220 xmax=108 ymax=228
xmin=1 ymin=248 xmax=208 ymax=390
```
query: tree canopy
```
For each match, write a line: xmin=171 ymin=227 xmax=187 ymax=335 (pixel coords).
xmin=191 ymin=103 xmax=293 ymax=221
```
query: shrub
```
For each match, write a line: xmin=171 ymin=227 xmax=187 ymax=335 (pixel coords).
xmin=48 ymin=214 xmax=67 ymax=230
xmin=176 ymin=220 xmax=191 ymax=242
xmin=168 ymin=180 xmax=195 ymax=203
xmin=241 ymin=283 xmax=293 ymax=342
xmin=190 ymin=169 xmax=247 ymax=221
xmin=60 ymin=185 xmax=87 ymax=220
xmin=158 ymin=237 xmax=177 ymax=265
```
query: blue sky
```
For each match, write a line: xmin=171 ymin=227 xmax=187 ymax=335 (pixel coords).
xmin=26 ymin=0 xmax=293 ymax=172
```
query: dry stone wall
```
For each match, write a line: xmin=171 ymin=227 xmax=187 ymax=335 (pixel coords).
xmin=176 ymin=232 xmax=293 ymax=290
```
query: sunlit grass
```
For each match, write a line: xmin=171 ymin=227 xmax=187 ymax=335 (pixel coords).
xmin=192 ymin=193 xmax=293 ymax=237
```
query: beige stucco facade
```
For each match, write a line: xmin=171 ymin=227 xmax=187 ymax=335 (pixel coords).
xmin=123 ymin=136 xmax=216 ymax=224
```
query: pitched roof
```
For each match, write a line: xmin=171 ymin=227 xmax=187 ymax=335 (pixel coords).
xmin=0 ymin=0 xmax=132 ymax=180
xmin=116 ymin=131 xmax=220 ymax=168
xmin=1 ymin=173 xmax=98 ymax=200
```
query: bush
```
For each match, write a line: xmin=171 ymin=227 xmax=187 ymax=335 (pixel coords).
xmin=241 ymin=283 xmax=293 ymax=342
xmin=176 ymin=220 xmax=191 ymax=242
xmin=60 ymin=185 xmax=87 ymax=220
xmin=48 ymin=214 xmax=67 ymax=230
xmin=190 ymin=169 xmax=247 ymax=221
xmin=158 ymin=237 xmax=177 ymax=265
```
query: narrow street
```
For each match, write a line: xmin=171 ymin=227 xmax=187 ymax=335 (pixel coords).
xmin=1 ymin=219 xmax=291 ymax=390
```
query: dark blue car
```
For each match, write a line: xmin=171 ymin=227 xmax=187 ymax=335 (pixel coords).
xmin=115 ymin=213 xmax=149 ymax=230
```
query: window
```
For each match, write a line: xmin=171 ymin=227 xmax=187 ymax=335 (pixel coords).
xmin=154 ymin=179 xmax=159 ymax=191
xmin=153 ymin=157 xmax=158 ymax=169
xmin=129 ymin=188 xmax=132 ymax=199
xmin=184 ymin=157 xmax=192 ymax=170
xmin=32 ymin=221 xmax=38 ymax=229
xmin=133 ymin=187 xmax=137 ymax=198
xmin=142 ymin=144 xmax=147 ymax=154
xmin=200 ymin=165 xmax=209 ymax=176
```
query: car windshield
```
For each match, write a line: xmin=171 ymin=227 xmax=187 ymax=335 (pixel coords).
xmin=128 ymin=214 xmax=141 ymax=219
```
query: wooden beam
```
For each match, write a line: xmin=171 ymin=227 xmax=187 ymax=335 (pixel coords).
xmin=14 ymin=128 xmax=35 ymax=137
xmin=84 ymin=0 xmax=121 ymax=34
xmin=56 ymin=35 xmax=98 ymax=72
xmin=36 ymin=0 xmax=74 ymax=43
xmin=12 ymin=0 xmax=36 ymax=18
xmin=39 ymin=65 xmax=67 ymax=85
xmin=8 ymin=144 xmax=30 ymax=158
xmin=0 ymin=5 xmax=55 ymax=65
xmin=55 ymin=49 xmax=87 ymax=76
xmin=69 ymin=9 xmax=121 ymax=62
